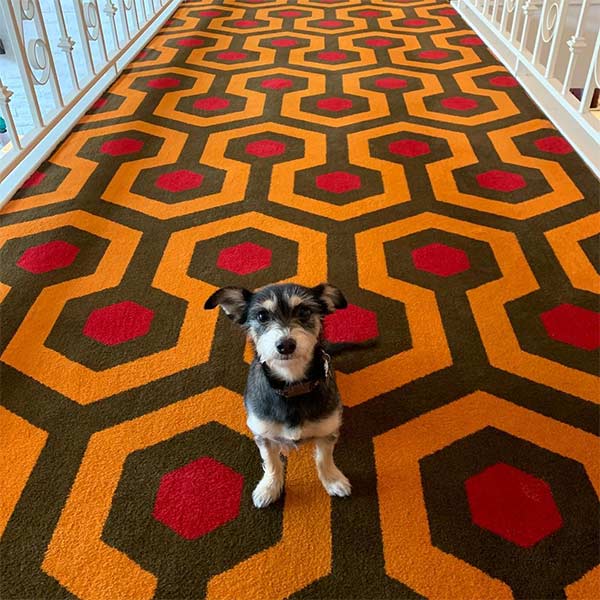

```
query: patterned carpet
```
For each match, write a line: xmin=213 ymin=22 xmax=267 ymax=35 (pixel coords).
xmin=1 ymin=1 xmax=599 ymax=598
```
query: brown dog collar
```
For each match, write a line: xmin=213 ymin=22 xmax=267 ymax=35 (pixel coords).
xmin=264 ymin=350 xmax=331 ymax=398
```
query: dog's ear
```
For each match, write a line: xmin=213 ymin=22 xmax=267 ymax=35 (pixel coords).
xmin=204 ymin=287 xmax=252 ymax=323
xmin=312 ymin=283 xmax=347 ymax=314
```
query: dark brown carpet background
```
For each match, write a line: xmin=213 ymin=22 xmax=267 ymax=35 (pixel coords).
xmin=1 ymin=1 xmax=599 ymax=599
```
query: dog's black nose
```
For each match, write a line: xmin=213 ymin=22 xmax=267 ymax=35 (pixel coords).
xmin=276 ymin=338 xmax=297 ymax=355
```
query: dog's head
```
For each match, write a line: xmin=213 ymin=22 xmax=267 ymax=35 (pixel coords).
xmin=204 ymin=283 xmax=347 ymax=382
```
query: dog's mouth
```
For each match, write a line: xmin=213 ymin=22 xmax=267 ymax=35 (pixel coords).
xmin=275 ymin=354 xmax=296 ymax=361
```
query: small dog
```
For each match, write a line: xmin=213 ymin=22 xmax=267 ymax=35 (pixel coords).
xmin=204 ymin=282 xmax=351 ymax=508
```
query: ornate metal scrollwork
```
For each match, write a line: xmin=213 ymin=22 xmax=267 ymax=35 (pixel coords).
xmin=27 ymin=38 xmax=51 ymax=84
xmin=82 ymin=1 xmax=102 ymax=41
xmin=18 ymin=0 xmax=52 ymax=85
xmin=541 ymin=1 xmax=560 ymax=44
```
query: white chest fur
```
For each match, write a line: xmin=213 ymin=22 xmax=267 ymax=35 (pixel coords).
xmin=247 ymin=410 xmax=341 ymax=443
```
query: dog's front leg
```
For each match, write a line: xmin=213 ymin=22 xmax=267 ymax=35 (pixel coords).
xmin=252 ymin=436 xmax=285 ymax=508
xmin=314 ymin=434 xmax=351 ymax=497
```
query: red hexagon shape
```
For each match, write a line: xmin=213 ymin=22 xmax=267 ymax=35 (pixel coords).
xmin=364 ymin=37 xmax=393 ymax=47
xmin=193 ymin=97 xmax=230 ymax=111
xmin=318 ymin=19 xmax=345 ymax=28
xmin=176 ymin=38 xmax=205 ymax=47
xmin=100 ymin=137 xmax=144 ymax=156
xmin=465 ymin=462 xmax=563 ymax=548
xmin=153 ymin=457 xmax=244 ymax=540
xmin=21 ymin=170 xmax=46 ymax=189
xmin=17 ymin=240 xmax=80 ymax=274
xmin=271 ymin=38 xmax=299 ymax=47
xmin=540 ymin=303 xmax=600 ymax=351
xmin=317 ymin=51 xmax=347 ymax=62
xmin=245 ymin=139 xmax=286 ymax=158
xmin=419 ymin=50 xmax=449 ymax=60
xmin=316 ymin=97 xmax=353 ymax=112
xmin=316 ymin=171 xmax=362 ymax=194
xmin=155 ymin=170 xmax=204 ymax=192
xmin=324 ymin=303 xmax=379 ymax=343
xmin=489 ymin=75 xmax=518 ymax=87
xmin=476 ymin=169 xmax=527 ymax=192
xmin=412 ymin=243 xmax=470 ymax=277
xmin=217 ymin=242 xmax=272 ymax=275
xmin=217 ymin=51 xmax=248 ymax=61
xmin=146 ymin=77 xmax=181 ymax=89
xmin=83 ymin=301 xmax=154 ymax=346
xmin=261 ymin=77 xmax=293 ymax=90
xmin=441 ymin=96 xmax=479 ymax=111
xmin=389 ymin=139 xmax=431 ymax=157
xmin=375 ymin=77 xmax=408 ymax=89
xmin=534 ymin=136 xmax=573 ymax=155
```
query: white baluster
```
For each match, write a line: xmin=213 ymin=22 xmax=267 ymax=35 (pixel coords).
xmin=544 ymin=0 xmax=568 ymax=79
xmin=0 ymin=79 xmax=22 ymax=151
xmin=500 ymin=0 xmax=516 ymax=38
xmin=562 ymin=0 xmax=591 ymax=96
xmin=491 ymin=0 xmax=502 ymax=26
xmin=519 ymin=0 xmax=541 ymax=53
xmin=83 ymin=1 xmax=110 ymax=63
xmin=53 ymin=0 xmax=80 ymax=91
xmin=74 ymin=0 xmax=97 ymax=76
xmin=125 ymin=0 xmax=140 ymax=32
xmin=532 ymin=0 xmax=563 ymax=69
xmin=118 ymin=0 xmax=131 ymax=41
xmin=104 ymin=1 xmax=120 ymax=51
xmin=138 ymin=0 xmax=148 ymax=23
xmin=509 ymin=0 xmax=523 ymax=45
xmin=579 ymin=28 xmax=600 ymax=114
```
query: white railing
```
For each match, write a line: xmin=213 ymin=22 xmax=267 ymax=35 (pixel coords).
xmin=0 ymin=0 xmax=184 ymax=205
xmin=454 ymin=0 xmax=600 ymax=178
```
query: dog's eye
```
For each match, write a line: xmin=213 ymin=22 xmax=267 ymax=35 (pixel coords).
xmin=298 ymin=306 xmax=312 ymax=320
xmin=256 ymin=310 xmax=270 ymax=323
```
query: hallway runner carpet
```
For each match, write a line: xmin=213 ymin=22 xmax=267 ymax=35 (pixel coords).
xmin=1 ymin=1 xmax=599 ymax=599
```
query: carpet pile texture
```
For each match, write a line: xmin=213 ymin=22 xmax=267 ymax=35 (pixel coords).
xmin=1 ymin=1 xmax=599 ymax=599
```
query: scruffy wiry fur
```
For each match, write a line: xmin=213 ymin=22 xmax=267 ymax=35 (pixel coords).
xmin=204 ymin=282 xmax=352 ymax=507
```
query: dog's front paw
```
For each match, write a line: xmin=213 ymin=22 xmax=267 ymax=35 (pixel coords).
xmin=252 ymin=476 xmax=283 ymax=508
xmin=321 ymin=470 xmax=351 ymax=497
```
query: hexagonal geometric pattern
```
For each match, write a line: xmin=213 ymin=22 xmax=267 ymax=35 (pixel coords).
xmin=17 ymin=241 xmax=80 ymax=274
xmin=465 ymin=462 xmax=563 ymax=548
xmin=83 ymin=301 xmax=155 ymax=346
xmin=3 ymin=1 xmax=599 ymax=599
xmin=153 ymin=457 xmax=244 ymax=540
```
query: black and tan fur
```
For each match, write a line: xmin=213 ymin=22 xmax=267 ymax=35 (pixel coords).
xmin=204 ymin=283 xmax=351 ymax=507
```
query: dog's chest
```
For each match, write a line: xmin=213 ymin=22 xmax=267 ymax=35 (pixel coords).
xmin=247 ymin=410 xmax=341 ymax=443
